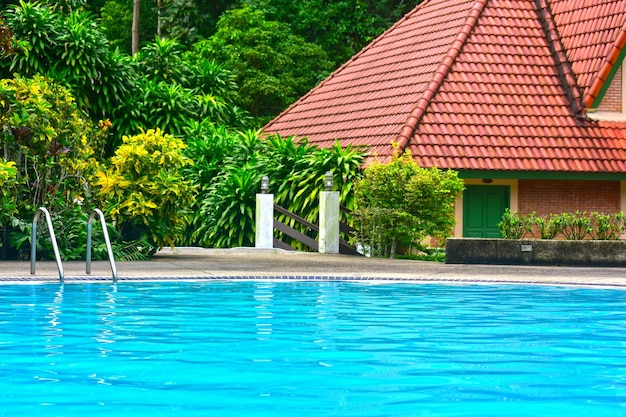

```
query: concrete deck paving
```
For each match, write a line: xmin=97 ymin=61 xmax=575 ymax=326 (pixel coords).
xmin=1 ymin=247 xmax=626 ymax=287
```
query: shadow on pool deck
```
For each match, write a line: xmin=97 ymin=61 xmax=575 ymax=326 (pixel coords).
xmin=1 ymin=247 xmax=626 ymax=287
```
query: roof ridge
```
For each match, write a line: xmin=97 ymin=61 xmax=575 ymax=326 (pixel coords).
xmin=264 ymin=1 xmax=430 ymax=134
xmin=583 ymin=19 xmax=626 ymax=110
xmin=535 ymin=0 xmax=585 ymax=115
xmin=395 ymin=0 xmax=487 ymax=152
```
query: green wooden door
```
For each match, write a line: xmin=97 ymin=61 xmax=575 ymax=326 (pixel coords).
xmin=463 ymin=185 xmax=509 ymax=237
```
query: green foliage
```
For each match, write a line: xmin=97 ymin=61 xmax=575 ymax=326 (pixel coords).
xmin=559 ymin=211 xmax=592 ymax=240
xmin=199 ymin=166 xmax=260 ymax=248
xmin=134 ymin=35 xmax=187 ymax=84
xmin=2 ymin=1 xmax=134 ymax=118
xmin=158 ymin=0 xmax=198 ymax=45
xmin=499 ymin=211 xmax=626 ymax=240
xmin=353 ymin=150 xmax=464 ymax=258
xmin=93 ymin=128 xmax=197 ymax=249
xmin=193 ymin=6 xmax=334 ymax=120
xmin=98 ymin=0 xmax=226 ymax=53
xmin=98 ymin=0 xmax=158 ymax=54
xmin=182 ymin=122 xmax=366 ymax=248
xmin=0 ymin=74 xmax=107 ymax=207
xmin=251 ymin=0 xmax=417 ymax=66
xmin=590 ymin=212 xmax=626 ymax=240
xmin=183 ymin=123 xmax=262 ymax=248
xmin=0 ymin=74 xmax=122 ymax=260
xmin=498 ymin=209 xmax=533 ymax=239
xmin=110 ymin=36 xmax=250 ymax=141
xmin=273 ymin=139 xmax=365 ymax=232
xmin=0 ymin=159 xmax=18 ymax=230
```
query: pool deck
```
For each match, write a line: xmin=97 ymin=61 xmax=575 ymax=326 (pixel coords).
xmin=1 ymin=247 xmax=626 ymax=287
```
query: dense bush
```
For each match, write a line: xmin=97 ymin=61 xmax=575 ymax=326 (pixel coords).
xmin=353 ymin=150 xmax=464 ymax=258
xmin=182 ymin=121 xmax=365 ymax=248
xmin=93 ymin=128 xmax=197 ymax=250
xmin=0 ymin=159 xmax=18 ymax=230
xmin=0 ymin=74 xmax=113 ymax=259
xmin=498 ymin=210 xmax=626 ymax=240
xmin=2 ymin=2 xmax=134 ymax=119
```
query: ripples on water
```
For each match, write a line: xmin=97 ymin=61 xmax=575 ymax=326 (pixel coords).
xmin=1 ymin=281 xmax=625 ymax=416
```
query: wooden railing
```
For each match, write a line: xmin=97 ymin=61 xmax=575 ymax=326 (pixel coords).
xmin=273 ymin=204 xmax=319 ymax=251
xmin=273 ymin=204 xmax=361 ymax=255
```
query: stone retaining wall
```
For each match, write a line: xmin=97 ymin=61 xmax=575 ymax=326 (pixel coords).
xmin=445 ymin=238 xmax=626 ymax=267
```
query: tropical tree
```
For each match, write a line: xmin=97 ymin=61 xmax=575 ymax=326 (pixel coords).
xmin=246 ymin=0 xmax=418 ymax=66
xmin=192 ymin=6 xmax=333 ymax=120
xmin=0 ymin=74 xmax=111 ymax=259
xmin=2 ymin=1 xmax=135 ymax=119
xmin=353 ymin=150 xmax=464 ymax=258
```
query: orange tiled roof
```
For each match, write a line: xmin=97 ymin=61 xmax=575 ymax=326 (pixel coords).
xmin=263 ymin=0 xmax=626 ymax=173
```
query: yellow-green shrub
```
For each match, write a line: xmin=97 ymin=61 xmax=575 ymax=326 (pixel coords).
xmin=94 ymin=128 xmax=197 ymax=248
xmin=0 ymin=75 xmax=107 ymax=207
xmin=0 ymin=159 xmax=17 ymax=230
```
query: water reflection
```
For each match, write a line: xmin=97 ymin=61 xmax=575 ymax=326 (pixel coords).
xmin=44 ymin=284 xmax=64 ymax=358
xmin=96 ymin=284 xmax=119 ymax=357
xmin=254 ymin=282 xmax=275 ymax=339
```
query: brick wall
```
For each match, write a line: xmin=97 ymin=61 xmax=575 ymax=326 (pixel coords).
xmin=597 ymin=65 xmax=622 ymax=112
xmin=518 ymin=179 xmax=621 ymax=215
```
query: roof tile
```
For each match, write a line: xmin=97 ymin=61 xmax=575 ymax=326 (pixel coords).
xmin=264 ymin=0 xmax=626 ymax=174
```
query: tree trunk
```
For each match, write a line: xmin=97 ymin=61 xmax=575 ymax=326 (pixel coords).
xmin=390 ymin=235 xmax=397 ymax=259
xmin=157 ymin=0 xmax=162 ymax=38
xmin=132 ymin=0 xmax=140 ymax=55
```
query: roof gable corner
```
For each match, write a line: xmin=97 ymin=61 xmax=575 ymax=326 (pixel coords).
xmin=584 ymin=21 xmax=626 ymax=111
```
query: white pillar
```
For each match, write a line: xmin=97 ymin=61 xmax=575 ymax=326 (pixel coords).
xmin=255 ymin=193 xmax=274 ymax=248
xmin=319 ymin=190 xmax=340 ymax=254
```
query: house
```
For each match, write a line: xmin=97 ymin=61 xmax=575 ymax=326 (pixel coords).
xmin=263 ymin=0 xmax=626 ymax=238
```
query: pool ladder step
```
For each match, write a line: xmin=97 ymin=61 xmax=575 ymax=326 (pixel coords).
xmin=31 ymin=207 xmax=118 ymax=282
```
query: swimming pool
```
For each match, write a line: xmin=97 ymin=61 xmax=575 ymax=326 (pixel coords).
xmin=1 ymin=281 xmax=625 ymax=416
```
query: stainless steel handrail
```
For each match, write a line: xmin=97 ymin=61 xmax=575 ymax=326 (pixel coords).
xmin=31 ymin=207 xmax=64 ymax=282
xmin=86 ymin=208 xmax=118 ymax=282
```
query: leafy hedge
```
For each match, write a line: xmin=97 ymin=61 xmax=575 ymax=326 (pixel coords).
xmin=499 ymin=209 xmax=626 ymax=240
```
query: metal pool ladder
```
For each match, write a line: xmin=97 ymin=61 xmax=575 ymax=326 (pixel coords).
xmin=31 ymin=207 xmax=118 ymax=282
xmin=86 ymin=208 xmax=118 ymax=282
xmin=31 ymin=207 xmax=64 ymax=281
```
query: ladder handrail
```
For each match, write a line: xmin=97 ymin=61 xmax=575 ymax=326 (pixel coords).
xmin=86 ymin=208 xmax=118 ymax=282
xmin=31 ymin=207 xmax=64 ymax=282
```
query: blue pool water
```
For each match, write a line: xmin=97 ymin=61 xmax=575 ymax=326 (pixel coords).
xmin=1 ymin=281 xmax=625 ymax=416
